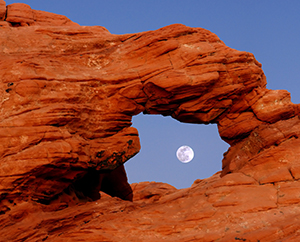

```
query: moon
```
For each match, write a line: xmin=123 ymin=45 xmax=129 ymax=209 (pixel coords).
xmin=176 ymin=145 xmax=194 ymax=163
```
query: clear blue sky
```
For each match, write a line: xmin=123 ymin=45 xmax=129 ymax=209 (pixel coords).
xmin=5 ymin=0 xmax=300 ymax=188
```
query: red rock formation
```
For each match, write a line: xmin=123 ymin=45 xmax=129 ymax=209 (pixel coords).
xmin=1 ymin=1 xmax=300 ymax=241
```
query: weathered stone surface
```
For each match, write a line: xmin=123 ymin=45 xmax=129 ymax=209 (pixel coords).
xmin=0 ymin=0 xmax=5 ymax=21
xmin=5 ymin=3 xmax=78 ymax=26
xmin=2 ymin=176 xmax=300 ymax=242
xmin=1 ymin=2 xmax=300 ymax=241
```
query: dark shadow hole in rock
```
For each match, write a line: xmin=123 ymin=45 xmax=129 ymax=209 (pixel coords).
xmin=69 ymin=166 xmax=133 ymax=202
xmin=37 ymin=169 xmax=104 ymax=205
xmin=72 ymin=168 xmax=103 ymax=201
xmin=44 ymin=165 xmax=134 ymax=205
xmin=35 ymin=169 xmax=104 ymax=205
xmin=10 ymin=22 xmax=22 ymax=27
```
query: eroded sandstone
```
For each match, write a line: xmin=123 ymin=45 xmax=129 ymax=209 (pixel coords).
xmin=1 ymin=1 xmax=300 ymax=241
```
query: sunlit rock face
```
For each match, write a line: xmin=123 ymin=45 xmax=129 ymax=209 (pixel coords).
xmin=1 ymin=1 xmax=300 ymax=241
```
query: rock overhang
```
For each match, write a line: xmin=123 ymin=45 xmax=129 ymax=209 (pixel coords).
xmin=0 ymin=0 xmax=299 ymax=211
xmin=1 ymin=1 xmax=300 ymax=241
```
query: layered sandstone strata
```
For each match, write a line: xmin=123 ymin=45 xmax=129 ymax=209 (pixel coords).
xmin=1 ymin=1 xmax=300 ymax=241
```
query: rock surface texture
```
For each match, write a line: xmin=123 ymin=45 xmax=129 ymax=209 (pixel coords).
xmin=1 ymin=1 xmax=300 ymax=241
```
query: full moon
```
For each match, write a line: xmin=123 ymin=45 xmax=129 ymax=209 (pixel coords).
xmin=176 ymin=145 xmax=194 ymax=163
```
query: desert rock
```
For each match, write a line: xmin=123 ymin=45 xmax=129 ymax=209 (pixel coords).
xmin=1 ymin=2 xmax=300 ymax=241
xmin=0 ymin=0 xmax=5 ymax=21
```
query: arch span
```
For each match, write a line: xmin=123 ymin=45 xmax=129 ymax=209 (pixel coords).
xmin=0 ymin=22 xmax=299 ymax=207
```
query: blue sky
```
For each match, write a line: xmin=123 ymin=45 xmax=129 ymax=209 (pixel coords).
xmin=5 ymin=0 xmax=300 ymax=188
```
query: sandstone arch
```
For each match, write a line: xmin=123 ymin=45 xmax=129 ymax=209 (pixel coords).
xmin=0 ymin=4 xmax=299 ymax=206
xmin=2 ymin=3 xmax=300 ymax=241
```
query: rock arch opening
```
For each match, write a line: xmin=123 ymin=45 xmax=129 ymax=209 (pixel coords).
xmin=2 ymin=20 xmax=299 ymax=213
xmin=125 ymin=113 xmax=229 ymax=189
xmin=2 ymin=4 xmax=300 ymax=239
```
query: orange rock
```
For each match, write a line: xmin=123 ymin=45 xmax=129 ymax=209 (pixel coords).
xmin=131 ymin=181 xmax=177 ymax=202
xmin=252 ymin=89 xmax=297 ymax=123
xmin=218 ymin=111 xmax=263 ymax=143
xmin=1 ymin=2 xmax=300 ymax=241
xmin=5 ymin=2 xmax=78 ymax=27
xmin=278 ymin=181 xmax=300 ymax=205
xmin=0 ymin=0 xmax=5 ymax=21
xmin=6 ymin=3 xmax=34 ymax=26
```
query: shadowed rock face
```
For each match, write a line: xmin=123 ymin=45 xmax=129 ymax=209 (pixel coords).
xmin=1 ymin=1 xmax=300 ymax=241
